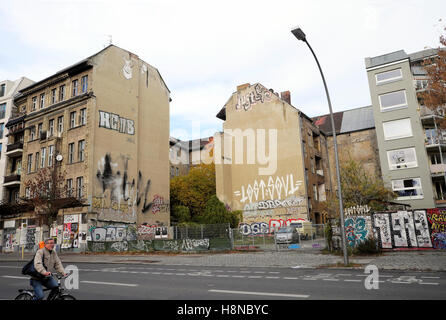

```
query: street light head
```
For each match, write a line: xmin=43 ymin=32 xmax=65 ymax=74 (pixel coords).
xmin=291 ymin=27 xmax=306 ymax=42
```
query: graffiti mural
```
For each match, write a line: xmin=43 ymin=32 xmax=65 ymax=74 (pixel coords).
xmin=234 ymin=174 xmax=303 ymax=204
xmin=151 ymin=195 xmax=170 ymax=214
xmin=426 ymin=209 xmax=446 ymax=249
xmin=239 ymin=218 xmax=306 ymax=235
xmin=89 ymin=225 xmax=137 ymax=242
xmin=99 ymin=110 xmax=135 ymax=135
xmin=235 ymin=83 xmax=272 ymax=112
xmin=137 ymin=224 xmax=168 ymax=240
xmin=344 ymin=216 xmax=372 ymax=247
xmin=371 ymin=211 xmax=432 ymax=249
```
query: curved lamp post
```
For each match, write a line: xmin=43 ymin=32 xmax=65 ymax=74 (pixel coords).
xmin=291 ymin=26 xmax=349 ymax=266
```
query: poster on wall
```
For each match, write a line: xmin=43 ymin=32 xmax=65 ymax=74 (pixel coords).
xmin=62 ymin=214 xmax=80 ymax=249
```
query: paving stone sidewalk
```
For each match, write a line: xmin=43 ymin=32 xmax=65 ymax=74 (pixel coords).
xmin=1 ymin=250 xmax=445 ymax=271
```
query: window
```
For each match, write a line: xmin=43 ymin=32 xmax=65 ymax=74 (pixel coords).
xmin=375 ymin=68 xmax=402 ymax=84
xmin=35 ymin=152 xmax=39 ymax=170
xmin=39 ymin=93 xmax=45 ymax=109
xmin=57 ymin=116 xmax=64 ymax=132
xmin=59 ymin=85 xmax=65 ymax=101
xmin=67 ymin=179 xmax=73 ymax=197
xmin=48 ymin=119 xmax=54 ymax=137
xmin=27 ymin=154 xmax=33 ymax=173
xmin=40 ymin=147 xmax=46 ymax=168
xmin=80 ymin=108 xmax=86 ymax=125
xmin=48 ymin=145 xmax=54 ymax=167
xmin=392 ymin=178 xmax=423 ymax=200
xmin=37 ymin=123 xmax=43 ymax=138
xmin=51 ymin=89 xmax=57 ymax=104
xmin=70 ymin=111 xmax=76 ymax=128
xmin=32 ymin=97 xmax=37 ymax=111
xmin=0 ymin=123 xmax=4 ymax=139
xmin=30 ymin=127 xmax=36 ymax=141
xmin=387 ymin=148 xmax=417 ymax=170
xmin=379 ymin=90 xmax=407 ymax=111
xmin=415 ymin=79 xmax=429 ymax=91
xmin=25 ymin=187 xmax=31 ymax=199
xmin=76 ymin=177 xmax=83 ymax=198
xmin=81 ymin=75 xmax=88 ymax=93
xmin=0 ymin=103 xmax=5 ymax=119
xmin=68 ymin=143 xmax=74 ymax=164
xmin=313 ymin=185 xmax=318 ymax=201
xmin=78 ymin=140 xmax=85 ymax=161
xmin=382 ymin=118 xmax=412 ymax=140
xmin=72 ymin=80 xmax=78 ymax=97
xmin=0 ymin=84 xmax=5 ymax=97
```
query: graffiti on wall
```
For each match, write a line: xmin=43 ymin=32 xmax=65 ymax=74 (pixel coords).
xmin=3 ymin=232 xmax=15 ymax=251
xmin=344 ymin=216 xmax=372 ymax=247
xmin=239 ymin=218 xmax=306 ymax=235
xmin=89 ymin=226 xmax=137 ymax=242
xmin=234 ymin=174 xmax=303 ymax=204
xmin=25 ymin=227 xmax=36 ymax=250
xmin=345 ymin=205 xmax=371 ymax=216
xmin=137 ymin=224 xmax=168 ymax=240
xmin=372 ymin=211 xmax=432 ymax=249
xmin=99 ymin=110 xmax=135 ymax=135
xmin=426 ymin=209 xmax=446 ymax=249
xmin=151 ymin=195 xmax=170 ymax=214
xmin=235 ymin=83 xmax=272 ymax=112
xmin=62 ymin=223 xmax=79 ymax=249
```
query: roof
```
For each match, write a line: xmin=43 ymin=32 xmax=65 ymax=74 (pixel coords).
xmin=365 ymin=50 xmax=408 ymax=69
xmin=312 ymin=105 xmax=374 ymax=135
xmin=408 ymin=48 xmax=440 ymax=62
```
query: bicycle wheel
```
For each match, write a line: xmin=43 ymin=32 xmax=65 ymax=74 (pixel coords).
xmin=57 ymin=294 xmax=76 ymax=300
xmin=15 ymin=292 xmax=33 ymax=300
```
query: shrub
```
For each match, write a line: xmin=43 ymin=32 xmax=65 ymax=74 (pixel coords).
xmin=353 ymin=237 xmax=381 ymax=255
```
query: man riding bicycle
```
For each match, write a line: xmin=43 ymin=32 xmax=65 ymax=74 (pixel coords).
xmin=31 ymin=238 xmax=68 ymax=300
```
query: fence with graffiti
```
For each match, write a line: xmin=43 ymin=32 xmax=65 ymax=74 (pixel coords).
xmin=337 ymin=209 xmax=446 ymax=250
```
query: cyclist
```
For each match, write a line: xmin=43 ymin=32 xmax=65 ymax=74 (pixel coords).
xmin=31 ymin=238 xmax=68 ymax=300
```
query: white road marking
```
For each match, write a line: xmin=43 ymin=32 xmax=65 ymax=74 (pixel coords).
xmin=248 ymin=276 xmax=263 ymax=279
xmin=390 ymin=281 xmax=411 ymax=284
xmin=232 ymin=275 xmax=245 ymax=278
xmin=420 ymin=282 xmax=439 ymax=285
xmin=2 ymin=276 xmax=28 ymax=279
xmin=209 ymin=289 xmax=309 ymax=299
xmin=283 ymin=277 xmax=298 ymax=280
xmin=336 ymin=274 xmax=351 ymax=276
xmin=81 ymin=280 xmax=138 ymax=287
xmin=323 ymin=279 xmax=339 ymax=281
xmin=217 ymin=275 xmax=229 ymax=278
xmin=266 ymin=276 xmax=279 ymax=279
xmin=344 ymin=279 xmax=361 ymax=282
xmin=421 ymin=276 xmax=440 ymax=279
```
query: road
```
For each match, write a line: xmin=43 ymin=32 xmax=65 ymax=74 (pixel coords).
xmin=0 ymin=261 xmax=444 ymax=300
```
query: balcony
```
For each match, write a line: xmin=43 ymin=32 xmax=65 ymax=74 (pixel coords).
xmin=5 ymin=142 xmax=23 ymax=156
xmin=3 ymin=174 xmax=21 ymax=186
xmin=425 ymin=129 xmax=446 ymax=148
xmin=430 ymin=163 xmax=446 ymax=177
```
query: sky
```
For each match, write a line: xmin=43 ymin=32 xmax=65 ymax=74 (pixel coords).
xmin=1 ymin=0 xmax=445 ymax=140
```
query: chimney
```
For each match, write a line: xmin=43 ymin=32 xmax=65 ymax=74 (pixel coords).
xmin=237 ymin=83 xmax=250 ymax=91
xmin=280 ymin=91 xmax=291 ymax=105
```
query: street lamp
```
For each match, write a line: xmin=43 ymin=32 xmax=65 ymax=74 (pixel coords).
xmin=291 ymin=26 xmax=349 ymax=266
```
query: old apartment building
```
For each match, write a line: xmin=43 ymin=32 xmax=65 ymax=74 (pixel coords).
xmin=0 ymin=77 xmax=34 ymax=202
xmin=365 ymin=48 xmax=444 ymax=209
xmin=214 ymin=83 xmax=331 ymax=235
xmin=0 ymin=45 xmax=170 ymax=252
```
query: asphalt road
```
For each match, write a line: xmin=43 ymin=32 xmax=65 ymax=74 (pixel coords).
xmin=0 ymin=261 xmax=445 ymax=300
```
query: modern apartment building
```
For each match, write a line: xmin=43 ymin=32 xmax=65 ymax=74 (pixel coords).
xmin=0 ymin=77 xmax=34 ymax=202
xmin=214 ymin=83 xmax=331 ymax=232
xmin=0 ymin=45 xmax=170 ymax=252
xmin=365 ymin=48 xmax=444 ymax=209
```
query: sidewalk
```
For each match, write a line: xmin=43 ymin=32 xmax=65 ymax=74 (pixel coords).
xmin=1 ymin=250 xmax=445 ymax=271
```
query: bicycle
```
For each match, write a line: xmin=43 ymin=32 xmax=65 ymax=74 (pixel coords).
xmin=15 ymin=274 xmax=76 ymax=300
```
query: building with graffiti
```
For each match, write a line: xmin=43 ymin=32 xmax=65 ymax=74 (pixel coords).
xmin=214 ymin=83 xmax=331 ymax=234
xmin=0 ymin=45 xmax=170 ymax=252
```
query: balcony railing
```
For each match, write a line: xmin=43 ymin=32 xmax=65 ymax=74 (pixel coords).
xmin=4 ymin=174 xmax=21 ymax=184
xmin=425 ymin=129 xmax=446 ymax=146
xmin=430 ymin=163 xmax=446 ymax=175
xmin=6 ymin=141 xmax=23 ymax=153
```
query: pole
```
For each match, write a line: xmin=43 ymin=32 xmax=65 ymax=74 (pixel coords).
xmin=304 ymin=40 xmax=349 ymax=265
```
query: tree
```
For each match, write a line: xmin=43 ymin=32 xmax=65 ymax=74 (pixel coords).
xmin=170 ymin=163 xmax=216 ymax=221
xmin=23 ymin=166 xmax=85 ymax=230
xmin=171 ymin=205 xmax=191 ymax=224
xmin=195 ymin=195 xmax=240 ymax=227
xmin=418 ymin=24 xmax=446 ymax=127
xmin=321 ymin=159 xmax=396 ymax=218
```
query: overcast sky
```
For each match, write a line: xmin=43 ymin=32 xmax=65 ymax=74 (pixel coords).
xmin=1 ymin=0 xmax=445 ymax=140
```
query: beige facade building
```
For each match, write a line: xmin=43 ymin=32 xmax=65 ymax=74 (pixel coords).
xmin=214 ymin=83 xmax=330 ymax=235
xmin=0 ymin=45 xmax=170 ymax=252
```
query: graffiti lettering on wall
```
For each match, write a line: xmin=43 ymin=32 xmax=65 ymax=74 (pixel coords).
xmin=372 ymin=211 xmax=432 ymax=249
xmin=344 ymin=216 xmax=372 ymax=247
xmin=89 ymin=226 xmax=137 ymax=242
xmin=137 ymin=224 xmax=168 ymax=240
xmin=345 ymin=205 xmax=371 ymax=216
xmin=235 ymin=83 xmax=272 ymax=112
xmin=151 ymin=195 xmax=170 ymax=214
xmin=239 ymin=218 xmax=306 ymax=235
xmin=99 ymin=110 xmax=135 ymax=135
xmin=426 ymin=209 xmax=446 ymax=249
xmin=234 ymin=174 xmax=303 ymax=204
xmin=257 ymin=196 xmax=305 ymax=210
xmin=25 ymin=227 xmax=36 ymax=250
xmin=155 ymin=239 xmax=210 ymax=252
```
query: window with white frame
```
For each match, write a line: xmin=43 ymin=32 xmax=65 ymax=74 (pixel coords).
xmin=39 ymin=93 xmax=45 ymax=109
xmin=48 ymin=145 xmax=54 ymax=167
xmin=78 ymin=140 xmax=85 ymax=161
xmin=32 ymin=97 xmax=37 ymax=111
xmin=68 ymin=143 xmax=74 ymax=164
xmin=80 ymin=108 xmax=86 ymax=125
xmin=57 ymin=116 xmax=64 ymax=133
xmin=30 ymin=127 xmax=36 ymax=141
xmin=81 ymin=75 xmax=88 ymax=93
xmin=76 ymin=176 xmax=83 ymax=198
xmin=72 ymin=80 xmax=78 ymax=97
xmin=70 ymin=111 xmax=76 ymax=128
xmin=51 ymin=88 xmax=57 ymax=104
xmin=67 ymin=179 xmax=73 ymax=197
xmin=375 ymin=68 xmax=402 ymax=85
xmin=387 ymin=147 xmax=418 ymax=170
xmin=27 ymin=154 xmax=32 ymax=173
xmin=48 ymin=119 xmax=54 ymax=137
xmin=59 ymin=85 xmax=65 ymax=101
xmin=40 ymin=147 xmax=46 ymax=168
xmin=392 ymin=178 xmax=424 ymax=200
xmin=379 ymin=90 xmax=408 ymax=111
xmin=382 ymin=118 xmax=412 ymax=140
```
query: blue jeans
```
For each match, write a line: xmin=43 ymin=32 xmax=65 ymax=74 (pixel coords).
xmin=30 ymin=277 xmax=59 ymax=300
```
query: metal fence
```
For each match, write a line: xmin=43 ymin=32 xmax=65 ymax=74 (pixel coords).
xmin=231 ymin=224 xmax=326 ymax=251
